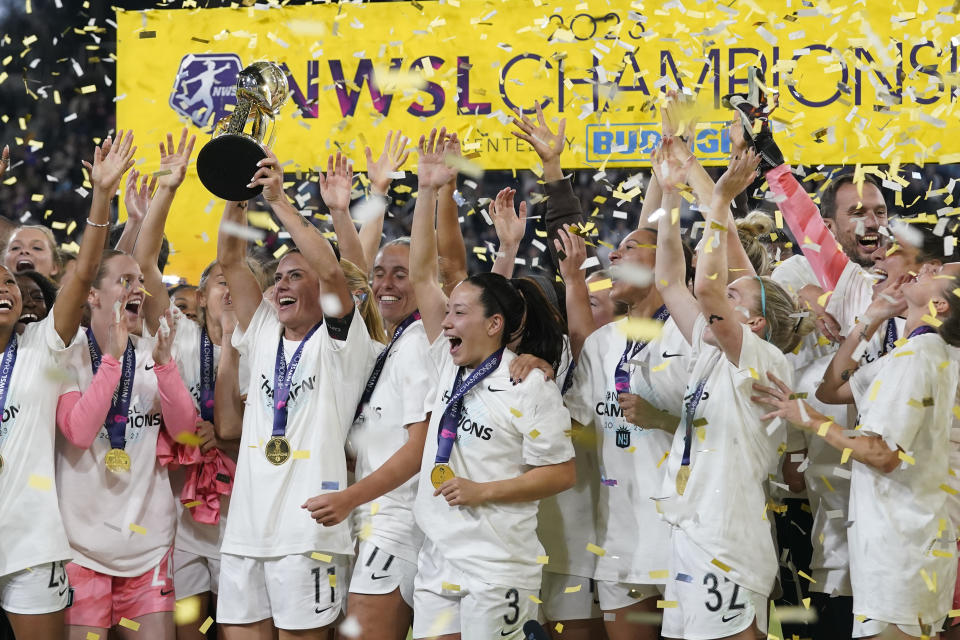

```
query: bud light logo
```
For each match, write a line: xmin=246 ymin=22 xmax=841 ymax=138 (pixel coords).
xmin=169 ymin=54 xmax=242 ymax=132
xmin=586 ymin=122 xmax=731 ymax=164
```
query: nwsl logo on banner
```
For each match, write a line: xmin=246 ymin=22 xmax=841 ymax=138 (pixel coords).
xmin=169 ymin=54 xmax=243 ymax=131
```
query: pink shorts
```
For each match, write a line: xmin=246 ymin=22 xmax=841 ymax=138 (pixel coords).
xmin=65 ymin=548 xmax=175 ymax=629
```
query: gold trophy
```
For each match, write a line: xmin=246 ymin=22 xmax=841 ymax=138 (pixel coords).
xmin=197 ymin=60 xmax=289 ymax=201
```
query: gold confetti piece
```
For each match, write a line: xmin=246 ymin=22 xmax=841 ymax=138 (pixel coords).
xmin=370 ymin=502 xmax=380 ymax=516
xmin=933 ymin=550 xmax=953 ymax=558
xmin=652 ymin=361 xmax=670 ymax=372
xmin=820 ymin=476 xmax=835 ymax=492
xmin=564 ymin=584 xmax=582 ymax=593
xmin=841 ymin=448 xmax=852 ymax=464
xmin=292 ymin=450 xmax=310 ymax=459
xmin=798 ymin=570 xmax=817 ymax=583
xmin=86 ymin=634 xmax=100 ymax=640
xmin=818 ymin=421 xmax=833 ymax=437
xmin=328 ymin=574 xmax=336 ymax=587
xmin=618 ymin=317 xmax=663 ymax=341
xmin=529 ymin=595 xmax=542 ymax=604
xmin=899 ymin=451 xmax=915 ymax=465
xmin=28 ymin=474 xmax=52 ymax=491
xmin=649 ymin=569 xmax=669 ymax=579
xmin=920 ymin=568 xmax=937 ymax=592
xmin=940 ymin=483 xmax=958 ymax=495
xmin=748 ymin=368 xmax=759 ymax=380
xmin=80 ymin=85 xmax=97 ymax=94
xmin=710 ymin=558 xmax=731 ymax=572
xmin=950 ymin=609 xmax=960 ymax=617
xmin=817 ymin=291 xmax=833 ymax=307
xmin=922 ymin=315 xmax=943 ymax=327
xmin=656 ymin=451 xmax=669 ymax=468
xmin=175 ymin=431 xmax=202 ymax=447
xmin=555 ymin=623 xmax=564 ymax=633
xmin=311 ymin=552 xmax=332 ymax=562
xmin=803 ymin=597 xmax=811 ymax=609
xmin=510 ymin=407 xmax=523 ymax=418
xmin=118 ymin=618 xmax=140 ymax=631
xmin=588 ymin=278 xmax=612 ymax=292
xmin=174 ymin=595 xmax=201 ymax=625
xmin=536 ymin=555 xmax=549 ymax=564
xmin=184 ymin=501 xmax=202 ymax=508
xmin=657 ymin=600 xmax=678 ymax=608
xmin=442 ymin=582 xmax=461 ymax=592
xmin=129 ymin=523 xmax=146 ymax=535
xmin=199 ymin=617 xmax=214 ymax=633
xmin=586 ymin=543 xmax=606 ymax=556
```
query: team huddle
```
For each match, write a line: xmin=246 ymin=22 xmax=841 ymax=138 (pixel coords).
xmin=0 ymin=82 xmax=958 ymax=640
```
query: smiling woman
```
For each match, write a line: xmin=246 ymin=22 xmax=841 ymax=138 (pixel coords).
xmin=3 ymin=226 xmax=62 ymax=282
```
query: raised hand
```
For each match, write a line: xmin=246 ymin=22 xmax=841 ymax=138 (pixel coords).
xmin=0 ymin=145 xmax=9 ymax=179
xmin=416 ymin=128 xmax=458 ymax=190
xmin=554 ymin=226 xmax=588 ymax=283
xmin=441 ymin=132 xmax=461 ymax=188
xmin=248 ymin=148 xmax=285 ymax=204
xmin=715 ymin=148 xmax=760 ymax=204
xmin=651 ymin=137 xmax=689 ymax=193
xmin=864 ymin=274 xmax=910 ymax=322
xmin=490 ymin=187 xmax=527 ymax=249
xmin=106 ymin=295 xmax=131 ymax=361
xmin=660 ymin=89 xmax=698 ymax=142
xmin=123 ymin=168 xmax=157 ymax=224
xmin=317 ymin=152 xmax=354 ymax=214
xmin=157 ymin=128 xmax=197 ymax=190
xmin=152 ymin=308 xmax=178 ymax=366
xmin=511 ymin=101 xmax=565 ymax=164
xmin=365 ymin=130 xmax=410 ymax=194
xmin=751 ymin=372 xmax=814 ymax=428
xmin=798 ymin=284 xmax=842 ymax=343
xmin=83 ymin=130 xmax=137 ymax=196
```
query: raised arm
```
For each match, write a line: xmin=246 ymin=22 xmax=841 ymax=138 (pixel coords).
xmin=358 ymin=130 xmax=410 ymax=269
xmin=410 ymin=128 xmax=458 ymax=343
xmin=213 ymin=311 xmax=244 ymax=441
xmin=55 ymin=131 xmax=136 ymax=344
xmin=436 ymin=134 xmax=467 ymax=296
xmin=116 ymin=168 xmax=154 ymax=254
xmin=133 ymin=128 xmax=197 ymax=334
xmin=652 ymin=145 xmax=700 ymax=344
xmin=216 ymin=201 xmax=261 ymax=332
xmin=252 ymin=150 xmax=354 ymax=318
xmin=489 ymin=187 xmax=527 ymax=279
xmin=320 ymin=152 xmax=367 ymax=274
xmin=692 ymin=146 xmax=763 ymax=365
xmin=555 ymin=227 xmax=596 ymax=360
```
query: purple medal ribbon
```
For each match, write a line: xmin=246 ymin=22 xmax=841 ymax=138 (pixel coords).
xmin=879 ymin=318 xmax=899 ymax=355
xmin=0 ymin=335 xmax=19 ymax=427
xmin=272 ymin=323 xmax=322 ymax=438
xmin=354 ymin=311 xmax=420 ymax=421
xmin=199 ymin=328 xmax=215 ymax=422
xmin=907 ymin=325 xmax=937 ymax=339
xmin=679 ymin=378 xmax=708 ymax=467
xmin=613 ymin=305 xmax=670 ymax=394
xmin=86 ymin=328 xmax=135 ymax=451
xmin=435 ymin=348 xmax=504 ymax=465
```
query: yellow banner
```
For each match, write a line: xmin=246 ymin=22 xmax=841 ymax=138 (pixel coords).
xmin=117 ymin=1 xmax=960 ymax=280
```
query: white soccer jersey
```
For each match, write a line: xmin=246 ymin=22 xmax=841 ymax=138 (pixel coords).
xmin=348 ymin=319 xmax=437 ymax=565
xmin=846 ymin=332 xmax=958 ymax=623
xmin=657 ymin=314 xmax=793 ymax=596
xmin=56 ymin=330 xmax=177 ymax=577
xmin=629 ymin=315 xmax=693 ymax=414
xmin=222 ymin=302 xmax=378 ymax=558
xmin=564 ymin=319 xmax=675 ymax=584
xmin=413 ymin=339 xmax=574 ymax=591
xmin=0 ymin=314 xmax=77 ymax=577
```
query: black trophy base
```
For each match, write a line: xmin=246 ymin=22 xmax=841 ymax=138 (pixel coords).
xmin=197 ymin=134 xmax=268 ymax=202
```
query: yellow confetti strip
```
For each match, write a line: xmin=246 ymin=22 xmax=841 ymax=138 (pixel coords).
xmin=527 ymin=427 xmax=539 ymax=438
xmin=510 ymin=407 xmax=523 ymax=418
xmin=817 ymin=421 xmax=833 ymax=437
xmin=564 ymin=584 xmax=582 ymax=593
xmin=920 ymin=569 xmax=937 ymax=592
xmin=536 ymin=555 xmax=549 ymax=564
xmin=118 ymin=618 xmax=140 ymax=631
xmin=618 ymin=317 xmax=664 ymax=341
xmin=442 ymin=581 xmax=461 ymax=592
xmin=588 ymin=278 xmax=612 ymax=292
xmin=555 ymin=623 xmax=564 ymax=633
xmin=28 ymin=474 xmax=52 ymax=491
xmin=529 ymin=595 xmax=542 ymax=604
xmin=657 ymin=600 xmax=678 ymax=608
xmin=820 ymin=476 xmax=835 ymax=492
xmin=841 ymin=448 xmax=852 ymax=464
xmin=586 ymin=543 xmax=606 ymax=556
xmin=941 ymin=484 xmax=958 ymax=495
xmin=292 ymin=450 xmax=310 ymax=459
xmin=129 ymin=523 xmax=146 ymax=535
xmin=174 ymin=595 xmax=201 ymax=625
xmin=184 ymin=501 xmax=202 ymax=509
xmin=199 ymin=617 xmax=214 ymax=633
xmin=899 ymin=451 xmax=915 ymax=465
xmin=86 ymin=634 xmax=100 ymax=640
xmin=798 ymin=570 xmax=817 ymax=583
xmin=649 ymin=569 xmax=669 ymax=579
xmin=311 ymin=552 xmax=332 ymax=563
xmin=710 ymin=558 xmax=731 ymax=572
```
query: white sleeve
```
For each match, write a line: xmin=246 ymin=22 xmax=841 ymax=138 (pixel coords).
xmin=38 ymin=311 xmax=77 ymax=352
xmin=231 ymin=300 xmax=277 ymax=358
xmin=771 ymin=254 xmax=819 ymax=293
xmin=517 ymin=375 xmax=574 ymax=466
xmin=399 ymin=344 xmax=438 ymax=427
xmin=858 ymin=354 xmax=934 ymax=451
xmin=564 ymin=334 xmax=599 ymax=426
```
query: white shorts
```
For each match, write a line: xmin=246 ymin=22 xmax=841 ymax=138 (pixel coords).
xmin=173 ymin=549 xmax=221 ymax=599
xmin=0 ymin=561 xmax=70 ymax=615
xmin=217 ymin=552 xmax=348 ymax=630
xmin=662 ymin=529 xmax=768 ymax=640
xmin=412 ymin=539 xmax=539 ymax=640
xmin=348 ymin=540 xmax=416 ymax=607
xmin=540 ymin=572 xmax=600 ymax=622
xmin=853 ymin=616 xmax=947 ymax=638
xmin=596 ymin=579 xmax=663 ymax=611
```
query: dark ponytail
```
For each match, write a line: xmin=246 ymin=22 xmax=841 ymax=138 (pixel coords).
xmin=464 ymin=272 xmax=565 ymax=371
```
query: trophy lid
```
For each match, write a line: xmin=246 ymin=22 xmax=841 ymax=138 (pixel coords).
xmin=236 ymin=61 xmax=289 ymax=114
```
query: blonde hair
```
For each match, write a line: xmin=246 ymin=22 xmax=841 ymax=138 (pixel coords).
xmin=737 ymin=211 xmax=775 ymax=276
xmin=341 ymin=259 xmax=387 ymax=344
xmin=756 ymin=276 xmax=815 ymax=353
xmin=5 ymin=225 xmax=62 ymax=280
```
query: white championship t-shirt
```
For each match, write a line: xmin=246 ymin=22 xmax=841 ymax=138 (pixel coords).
xmin=414 ymin=339 xmax=574 ymax=590
xmin=0 ymin=314 xmax=77 ymax=577
xmin=222 ymin=302 xmax=378 ymax=558
xmin=657 ymin=314 xmax=793 ymax=596
xmin=564 ymin=319 xmax=675 ymax=585
xmin=847 ymin=332 xmax=958 ymax=623
xmin=348 ymin=319 xmax=436 ymax=565
xmin=56 ymin=330 xmax=177 ymax=577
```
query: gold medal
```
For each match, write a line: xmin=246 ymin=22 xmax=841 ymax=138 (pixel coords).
xmin=675 ymin=465 xmax=691 ymax=496
xmin=430 ymin=463 xmax=455 ymax=489
xmin=104 ymin=448 xmax=131 ymax=473
xmin=265 ymin=436 xmax=291 ymax=466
